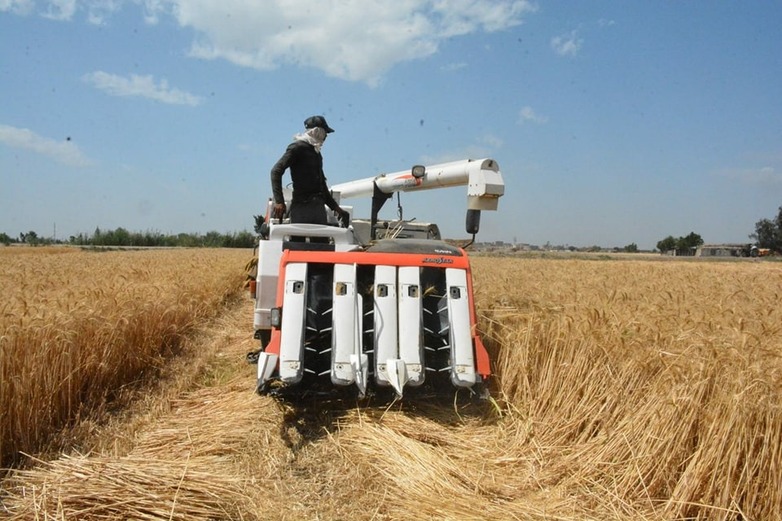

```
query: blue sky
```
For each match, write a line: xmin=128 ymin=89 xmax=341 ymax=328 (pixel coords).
xmin=1 ymin=1 xmax=781 ymax=249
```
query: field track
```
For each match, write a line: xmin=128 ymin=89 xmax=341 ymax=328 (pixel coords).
xmin=2 ymin=250 xmax=781 ymax=520
xmin=4 ymin=294 xmax=511 ymax=521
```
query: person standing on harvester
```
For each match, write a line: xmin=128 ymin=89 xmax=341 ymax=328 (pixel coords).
xmin=270 ymin=115 xmax=349 ymax=226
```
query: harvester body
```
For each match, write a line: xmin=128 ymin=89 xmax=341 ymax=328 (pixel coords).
xmin=250 ymin=158 xmax=504 ymax=399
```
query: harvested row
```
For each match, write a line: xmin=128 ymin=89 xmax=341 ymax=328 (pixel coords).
xmin=0 ymin=247 xmax=251 ymax=468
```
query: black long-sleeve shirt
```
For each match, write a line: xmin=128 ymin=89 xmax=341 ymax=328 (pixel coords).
xmin=270 ymin=140 xmax=339 ymax=211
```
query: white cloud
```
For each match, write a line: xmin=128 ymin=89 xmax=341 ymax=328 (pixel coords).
xmin=551 ymin=30 xmax=582 ymax=57
xmin=83 ymin=71 xmax=203 ymax=106
xmin=172 ymin=0 xmax=536 ymax=86
xmin=441 ymin=62 xmax=468 ymax=72
xmin=41 ymin=0 xmax=76 ymax=20
xmin=518 ymin=106 xmax=547 ymax=124
xmin=8 ymin=1 xmax=536 ymax=85
xmin=0 ymin=0 xmax=35 ymax=15
xmin=2 ymin=0 xmax=121 ymax=21
xmin=429 ymin=0 xmax=537 ymax=36
xmin=0 ymin=124 xmax=93 ymax=167
xmin=85 ymin=0 xmax=122 ymax=25
xmin=139 ymin=0 xmax=166 ymax=23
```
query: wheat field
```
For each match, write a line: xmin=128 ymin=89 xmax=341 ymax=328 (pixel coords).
xmin=0 ymin=247 xmax=250 ymax=468
xmin=2 ymin=249 xmax=781 ymax=520
xmin=474 ymin=255 xmax=782 ymax=519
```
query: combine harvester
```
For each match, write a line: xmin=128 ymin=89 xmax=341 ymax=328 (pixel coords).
xmin=248 ymin=158 xmax=505 ymax=400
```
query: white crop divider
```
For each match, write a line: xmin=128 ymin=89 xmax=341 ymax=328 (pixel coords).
xmin=279 ymin=262 xmax=308 ymax=384
xmin=331 ymin=263 xmax=358 ymax=386
xmin=373 ymin=265 xmax=398 ymax=386
xmin=398 ymin=266 xmax=424 ymax=387
xmin=446 ymin=268 xmax=476 ymax=387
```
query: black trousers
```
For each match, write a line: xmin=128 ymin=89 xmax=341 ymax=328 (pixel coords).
xmin=290 ymin=200 xmax=328 ymax=224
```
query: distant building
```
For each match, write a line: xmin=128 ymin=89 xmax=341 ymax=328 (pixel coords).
xmin=697 ymin=244 xmax=753 ymax=257
xmin=662 ymin=246 xmax=698 ymax=257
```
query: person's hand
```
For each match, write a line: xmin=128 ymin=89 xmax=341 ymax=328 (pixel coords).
xmin=337 ymin=208 xmax=350 ymax=227
xmin=272 ymin=202 xmax=286 ymax=221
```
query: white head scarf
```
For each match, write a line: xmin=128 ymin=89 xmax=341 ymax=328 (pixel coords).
xmin=293 ymin=127 xmax=327 ymax=153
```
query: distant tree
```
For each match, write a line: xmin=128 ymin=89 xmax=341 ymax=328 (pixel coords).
xmin=656 ymin=236 xmax=677 ymax=253
xmin=750 ymin=205 xmax=782 ymax=253
xmin=177 ymin=233 xmax=199 ymax=247
xmin=752 ymin=219 xmax=776 ymax=247
xmin=70 ymin=233 xmax=89 ymax=245
xmin=66 ymin=226 xmax=256 ymax=248
xmin=141 ymin=230 xmax=165 ymax=247
xmin=203 ymin=231 xmax=223 ymax=247
xmin=623 ymin=243 xmax=639 ymax=253
xmin=656 ymin=233 xmax=702 ymax=255
xmin=114 ymin=227 xmax=131 ymax=246
xmin=25 ymin=231 xmax=39 ymax=246
xmin=676 ymin=232 xmax=704 ymax=252
xmin=233 ymin=230 xmax=256 ymax=248
xmin=0 ymin=232 xmax=11 ymax=245
xmin=92 ymin=227 xmax=104 ymax=245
